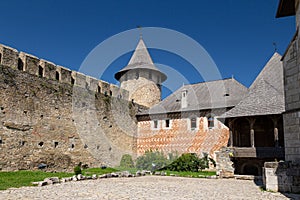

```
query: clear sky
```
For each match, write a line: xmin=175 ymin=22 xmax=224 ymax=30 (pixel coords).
xmin=0 ymin=0 xmax=295 ymax=98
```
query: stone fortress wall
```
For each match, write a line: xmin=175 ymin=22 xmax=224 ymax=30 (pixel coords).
xmin=0 ymin=43 xmax=138 ymax=171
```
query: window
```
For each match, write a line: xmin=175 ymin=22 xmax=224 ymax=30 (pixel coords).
xmin=97 ymin=86 xmax=101 ymax=93
xmin=110 ymin=90 xmax=112 ymax=96
xmin=18 ymin=58 xmax=24 ymax=71
xmin=163 ymin=119 xmax=171 ymax=129
xmin=208 ymin=116 xmax=214 ymax=128
xmin=165 ymin=119 xmax=170 ymax=128
xmin=38 ymin=65 xmax=44 ymax=77
xmin=38 ymin=141 xmax=44 ymax=147
xmin=71 ymin=77 xmax=75 ymax=85
xmin=152 ymin=120 xmax=159 ymax=129
xmin=135 ymin=70 xmax=139 ymax=79
xmin=55 ymin=71 xmax=60 ymax=81
xmin=191 ymin=118 xmax=197 ymax=130
xmin=0 ymin=53 xmax=2 ymax=64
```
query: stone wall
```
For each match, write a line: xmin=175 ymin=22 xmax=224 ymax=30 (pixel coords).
xmin=0 ymin=51 xmax=138 ymax=171
xmin=0 ymin=44 xmax=129 ymax=101
xmin=137 ymin=113 xmax=229 ymax=158
xmin=263 ymin=161 xmax=300 ymax=193
xmin=282 ymin=1 xmax=300 ymax=163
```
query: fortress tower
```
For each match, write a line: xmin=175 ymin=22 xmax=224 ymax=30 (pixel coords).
xmin=114 ymin=38 xmax=167 ymax=107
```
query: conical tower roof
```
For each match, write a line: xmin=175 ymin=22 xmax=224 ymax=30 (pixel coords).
xmin=114 ymin=38 xmax=167 ymax=81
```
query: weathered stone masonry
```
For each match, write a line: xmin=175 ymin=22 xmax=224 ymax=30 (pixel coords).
xmin=0 ymin=44 xmax=138 ymax=171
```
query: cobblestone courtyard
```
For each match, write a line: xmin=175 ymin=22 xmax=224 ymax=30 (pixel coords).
xmin=0 ymin=176 xmax=297 ymax=200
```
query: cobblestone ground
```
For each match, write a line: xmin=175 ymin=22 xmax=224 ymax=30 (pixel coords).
xmin=0 ymin=176 xmax=297 ymax=200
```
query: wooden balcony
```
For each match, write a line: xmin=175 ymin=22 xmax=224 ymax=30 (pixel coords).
xmin=232 ymin=147 xmax=285 ymax=158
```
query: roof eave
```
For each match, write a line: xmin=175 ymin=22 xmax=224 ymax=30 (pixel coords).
xmin=276 ymin=0 xmax=296 ymax=18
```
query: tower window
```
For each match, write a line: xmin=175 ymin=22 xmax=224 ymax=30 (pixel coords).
xmin=55 ymin=71 xmax=60 ymax=81
xmin=38 ymin=65 xmax=44 ymax=77
xmin=18 ymin=58 xmax=24 ymax=71
xmin=71 ymin=77 xmax=75 ymax=85
xmin=0 ymin=53 xmax=2 ymax=64
xmin=110 ymin=90 xmax=112 ymax=96
xmin=97 ymin=86 xmax=101 ymax=93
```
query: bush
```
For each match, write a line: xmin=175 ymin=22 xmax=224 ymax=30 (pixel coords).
xmin=74 ymin=162 xmax=82 ymax=175
xmin=136 ymin=150 xmax=169 ymax=171
xmin=162 ymin=153 xmax=209 ymax=172
xmin=119 ymin=154 xmax=134 ymax=168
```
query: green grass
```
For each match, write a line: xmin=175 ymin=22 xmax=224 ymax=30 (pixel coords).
xmin=0 ymin=170 xmax=72 ymax=190
xmin=161 ymin=170 xmax=216 ymax=178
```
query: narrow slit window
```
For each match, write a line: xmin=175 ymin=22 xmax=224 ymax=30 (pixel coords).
xmin=18 ymin=58 xmax=24 ymax=71
xmin=97 ymin=86 xmax=101 ymax=93
xmin=0 ymin=53 xmax=2 ymax=64
xmin=109 ymin=90 xmax=112 ymax=96
xmin=55 ymin=71 xmax=60 ymax=81
xmin=38 ymin=65 xmax=44 ymax=77
xmin=71 ymin=77 xmax=75 ymax=85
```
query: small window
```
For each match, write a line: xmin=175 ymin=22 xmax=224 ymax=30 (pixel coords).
xmin=208 ymin=116 xmax=214 ymax=128
xmin=54 ymin=142 xmax=58 ymax=148
xmin=0 ymin=137 xmax=2 ymax=144
xmin=165 ymin=119 xmax=170 ymax=128
xmin=55 ymin=71 xmax=60 ymax=81
xmin=71 ymin=77 xmax=75 ymax=85
xmin=18 ymin=58 xmax=24 ymax=71
xmin=109 ymin=90 xmax=112 ymax=96
xmin=71 ymin=144 xmax=75 ymax=149
xmin=153 ymin=120 xmax=158 ymax=129
xmin=191 ymin=118 xmax=197 ymax=130
xmin=38 ymin=65 xmax=44 ymax=77
xmin=0 ymin=53 xmax=2 ymax=64
xmin=97 ymin=86 xmax=101 ymax=93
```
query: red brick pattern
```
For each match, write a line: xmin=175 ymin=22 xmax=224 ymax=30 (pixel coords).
xmin=137 ymin=117 xmax=229 ymax=157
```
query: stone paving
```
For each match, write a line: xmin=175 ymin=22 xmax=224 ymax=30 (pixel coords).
xmin=0 ymin=176 xmax=297 ymax=200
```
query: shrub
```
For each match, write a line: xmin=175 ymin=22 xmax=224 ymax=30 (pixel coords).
xmin=162 ymin=153 xmax=210 ymax=172
xmin=136 ymin=150 xmax=169 ymax=171
xmin=74 ymin=162 xmax=82 ymax=175
xmin=119 ymin=154 xmax=134 ymax=168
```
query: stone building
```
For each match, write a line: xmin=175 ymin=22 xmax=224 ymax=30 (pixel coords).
xmin=220 ymin=53 xmax=285 ymax=176
xmin=135 ymin=78 xmax=248 ymax=158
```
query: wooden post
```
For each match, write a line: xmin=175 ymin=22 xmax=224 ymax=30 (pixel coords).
xmin=248 ymin=118 xmax=256 ymax=148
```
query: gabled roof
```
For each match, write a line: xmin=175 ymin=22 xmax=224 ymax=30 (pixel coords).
xmin=115 ymin=38 xmax=167 ymax=81
xmin=138 ymin=78 xmax=248 ymax=115
xmin=219 ymin=53 xmax=284 ymax=118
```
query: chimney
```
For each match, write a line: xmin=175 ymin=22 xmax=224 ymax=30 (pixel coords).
xmin=181 ymin=89 xmax=188 ymax=109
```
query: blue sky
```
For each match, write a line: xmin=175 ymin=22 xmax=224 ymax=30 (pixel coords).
xmin=0 ymin=0 xmax=295 ymax=98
